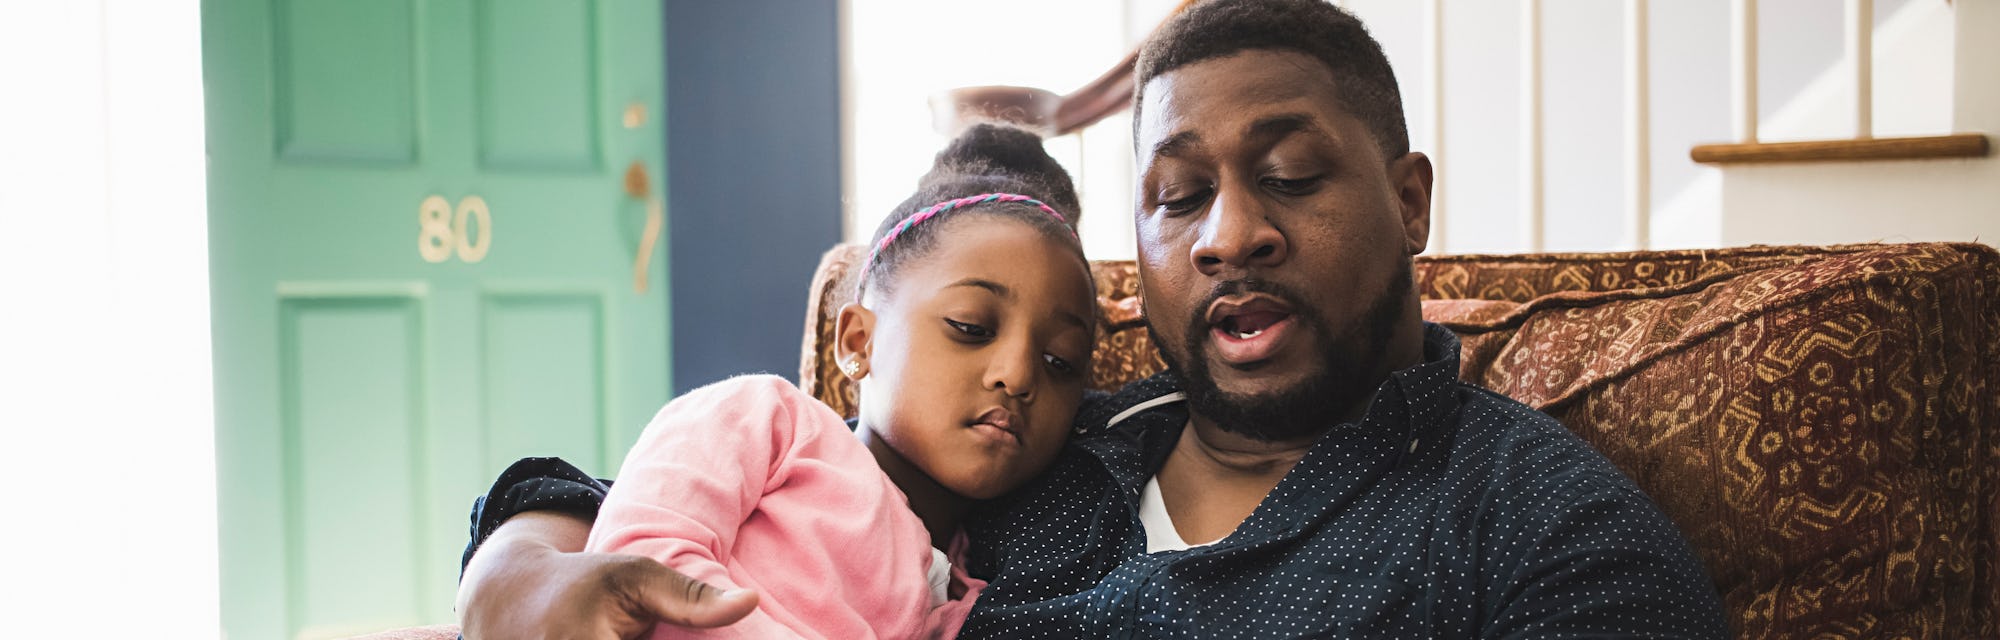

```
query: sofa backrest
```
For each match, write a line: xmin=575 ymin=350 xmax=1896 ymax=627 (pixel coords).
xmin=798 ymin=242 xmax=1999 ymax=639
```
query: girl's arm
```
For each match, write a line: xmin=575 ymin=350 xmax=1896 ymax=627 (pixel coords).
xmin=588 ymin=375 xmax=826 ymax=637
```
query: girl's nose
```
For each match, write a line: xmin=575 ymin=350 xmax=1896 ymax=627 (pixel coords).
xmin=985 ymin=342 xmax=1038 ymax=402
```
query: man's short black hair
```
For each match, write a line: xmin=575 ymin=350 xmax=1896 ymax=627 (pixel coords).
xmin=1135 ymin=0 xmax=1410 ymax=161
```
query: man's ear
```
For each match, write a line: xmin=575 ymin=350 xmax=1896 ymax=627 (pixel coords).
xmin=1388 ymin=152 xmax=1434 ymax=256
xmin=833 ymin=302 xmax=875 ymax=379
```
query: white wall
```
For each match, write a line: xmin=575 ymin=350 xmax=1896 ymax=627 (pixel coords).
xmin=849 ymin=0 xmax=1962 ymax=257
xmin=845 ymin=0 xmax=1147 ymax=260
xmin=1343 ymin=0 xmax=1936 ymax=254
xmin=1719 ymin=0 xmax=1998 ymax=247
xmin=0 ymin=1 xmax=220 ymax=637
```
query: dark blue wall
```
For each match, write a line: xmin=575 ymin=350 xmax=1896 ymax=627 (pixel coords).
xmin=665 ymin=1 xmax=842 ymax=393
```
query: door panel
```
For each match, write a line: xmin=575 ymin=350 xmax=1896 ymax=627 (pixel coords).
xmin=280 ymin=296 xmax=427 ymax=637
xmin=204 ymin=0 xmax=668 ymax=637
xmin=271 ymin=0 xmax=419 ymax=164
xmin=475 ymin=0 xmax=601 ymax=171
xmin=481 ymin=292 xmax=608 ymax=472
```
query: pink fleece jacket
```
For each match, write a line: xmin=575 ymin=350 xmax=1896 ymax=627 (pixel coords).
xmin=587 ymin=375 xmax=984 ymax=640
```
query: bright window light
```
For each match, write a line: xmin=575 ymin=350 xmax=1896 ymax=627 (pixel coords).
xmin=846 ymin=0 xmax=1182 ymax=261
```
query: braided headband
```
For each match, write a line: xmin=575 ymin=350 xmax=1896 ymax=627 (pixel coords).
xmin=866 ymin=193 xmax=1075 ymax=270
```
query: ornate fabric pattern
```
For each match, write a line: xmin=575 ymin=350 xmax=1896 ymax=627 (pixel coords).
xmin=798 ymin=242 xmax=1998 ymax=639
xmin=1412 ymin=245 xmax=1864 ymax=302
xmin=1426 ymin=243 xmax=1998 ymax=639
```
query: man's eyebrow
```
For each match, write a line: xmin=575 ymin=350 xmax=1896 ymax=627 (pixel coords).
xmin=1149 ymin=114 xmax=1321 ymax=161
xmin=1150 ymin=130 xmax=1201 ymax=160
xmin=1245 ymin=113 xmax=1319 ymax=144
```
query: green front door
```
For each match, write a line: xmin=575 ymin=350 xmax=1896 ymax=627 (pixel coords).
xmin=202 ymin=1 xmax=668 ymax=637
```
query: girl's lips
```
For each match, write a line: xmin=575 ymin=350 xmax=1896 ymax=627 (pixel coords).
xmin=969 ymin=407 xmax=1021 ymax=445
xmin=974 ymin=407 xmax=1012 ymax=432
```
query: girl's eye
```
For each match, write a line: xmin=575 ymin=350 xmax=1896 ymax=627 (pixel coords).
xmin=945 ymin=318 xmax=993 ymax=339
xmin=1043 ymin=353 xmax=1076 ymax=374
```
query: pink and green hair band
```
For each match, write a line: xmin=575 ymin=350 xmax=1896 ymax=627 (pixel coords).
xmin=866 ymin=192 xmax=1076 ymax=269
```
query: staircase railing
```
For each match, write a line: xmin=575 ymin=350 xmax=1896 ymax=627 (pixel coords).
xmin=934 ymin=0 xmax=1990 ymax=255
xmin=1688 ymin=0 xmax=1989 ymax=164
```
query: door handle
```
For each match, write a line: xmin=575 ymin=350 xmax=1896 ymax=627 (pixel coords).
xmin=624 ymin=161 xmax=664 ymax=294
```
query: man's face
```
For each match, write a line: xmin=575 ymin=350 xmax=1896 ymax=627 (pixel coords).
xmin=1133 ymin=49 xmax=1430 ymax=440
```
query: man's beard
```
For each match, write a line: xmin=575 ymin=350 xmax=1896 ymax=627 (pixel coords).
xmin=1152 ymin=261 xmax=1412 ymax=442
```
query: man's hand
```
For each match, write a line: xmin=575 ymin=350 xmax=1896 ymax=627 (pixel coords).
xmin=456 ymin=512 xmax=759 ymax=640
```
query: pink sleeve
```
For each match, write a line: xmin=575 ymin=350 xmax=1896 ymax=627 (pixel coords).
xmin=586 ymin=375 xmax=825 ymax=638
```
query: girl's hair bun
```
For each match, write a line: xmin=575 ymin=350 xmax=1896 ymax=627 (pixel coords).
xmin=902 ymin=123 xmax=1081 ymax=229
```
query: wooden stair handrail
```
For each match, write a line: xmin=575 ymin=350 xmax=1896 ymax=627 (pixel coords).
xmin=1052 ymin=47 xmax=1142 ymax=136
xmin=1690 ymin=133 xmax=1989 ymax=164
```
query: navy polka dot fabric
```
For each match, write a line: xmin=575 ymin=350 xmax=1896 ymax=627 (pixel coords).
xmin=460 ymin=457 xmax=610 ymax=577
xmin=957 ymin=323 xmax=1727 ymax=638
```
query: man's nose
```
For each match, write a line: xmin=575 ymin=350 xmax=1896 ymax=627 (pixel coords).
xmin=1190 ymin=185 xmax=1288 ymax=276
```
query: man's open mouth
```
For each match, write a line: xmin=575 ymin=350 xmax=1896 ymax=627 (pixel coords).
xmin=1204 ymin=294 xmax=1299 ymax=365
xmin=1207 ymin=294 xmax=1296 ymax=338
xmin=1217 ymin=310 xmax=1288 ymax=339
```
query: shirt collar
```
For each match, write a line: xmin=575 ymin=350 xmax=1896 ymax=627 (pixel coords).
xmin=1078 ymin=322 xmax=1466 ymax=495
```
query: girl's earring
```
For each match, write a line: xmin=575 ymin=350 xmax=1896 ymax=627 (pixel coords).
xmin=840 ymin=358 xmax=863 ymax=379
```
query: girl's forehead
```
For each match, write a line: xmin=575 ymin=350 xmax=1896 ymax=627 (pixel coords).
xmin=915 ymin=217 xmax=1079 ymax=274
xmin=892 ymin=230 xmax=1093 ymax=311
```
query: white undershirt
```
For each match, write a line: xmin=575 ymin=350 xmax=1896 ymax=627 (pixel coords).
xmin=1110 ymin=391 xmax=1225 ymax=554
xmin=1138 ymin=475 xmax=1225 ymax=554
xmin=925 ymin=546 xmax=952 ymax=607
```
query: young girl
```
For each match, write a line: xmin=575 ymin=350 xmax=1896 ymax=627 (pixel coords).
xmin=584 ymin=124 xmax=1098 ymax=639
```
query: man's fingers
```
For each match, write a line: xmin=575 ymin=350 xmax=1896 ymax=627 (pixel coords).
xmin=607 ymin=558 xmax=759 ymax=629
xmin=673 ymin=588 xmax=759 ymax=628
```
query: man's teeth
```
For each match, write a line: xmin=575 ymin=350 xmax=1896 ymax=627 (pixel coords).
xmin=1233 ymin=328 xmax=1263 ymax=339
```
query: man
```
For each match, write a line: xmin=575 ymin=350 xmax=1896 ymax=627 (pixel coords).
xmin=456 ymin=1 xmax=1727 ymax=637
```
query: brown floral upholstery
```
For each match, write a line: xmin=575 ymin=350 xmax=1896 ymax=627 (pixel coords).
xmin=800 ymin=241 xmax=1999 ymax=639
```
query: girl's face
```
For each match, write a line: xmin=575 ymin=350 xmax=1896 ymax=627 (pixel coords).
xmin=844 ymin=216 xmax=1096 ymax=500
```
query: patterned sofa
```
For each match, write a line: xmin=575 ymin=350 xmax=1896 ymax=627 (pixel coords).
xmin=799 ymin=242 xmax=1999 ymax=639
xmin=365 ymin=242 xmax=1995 ymax=639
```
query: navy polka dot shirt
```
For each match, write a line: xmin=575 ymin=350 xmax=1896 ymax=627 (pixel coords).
xmin=955 ymin=323 xmax=1727 ymax=638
